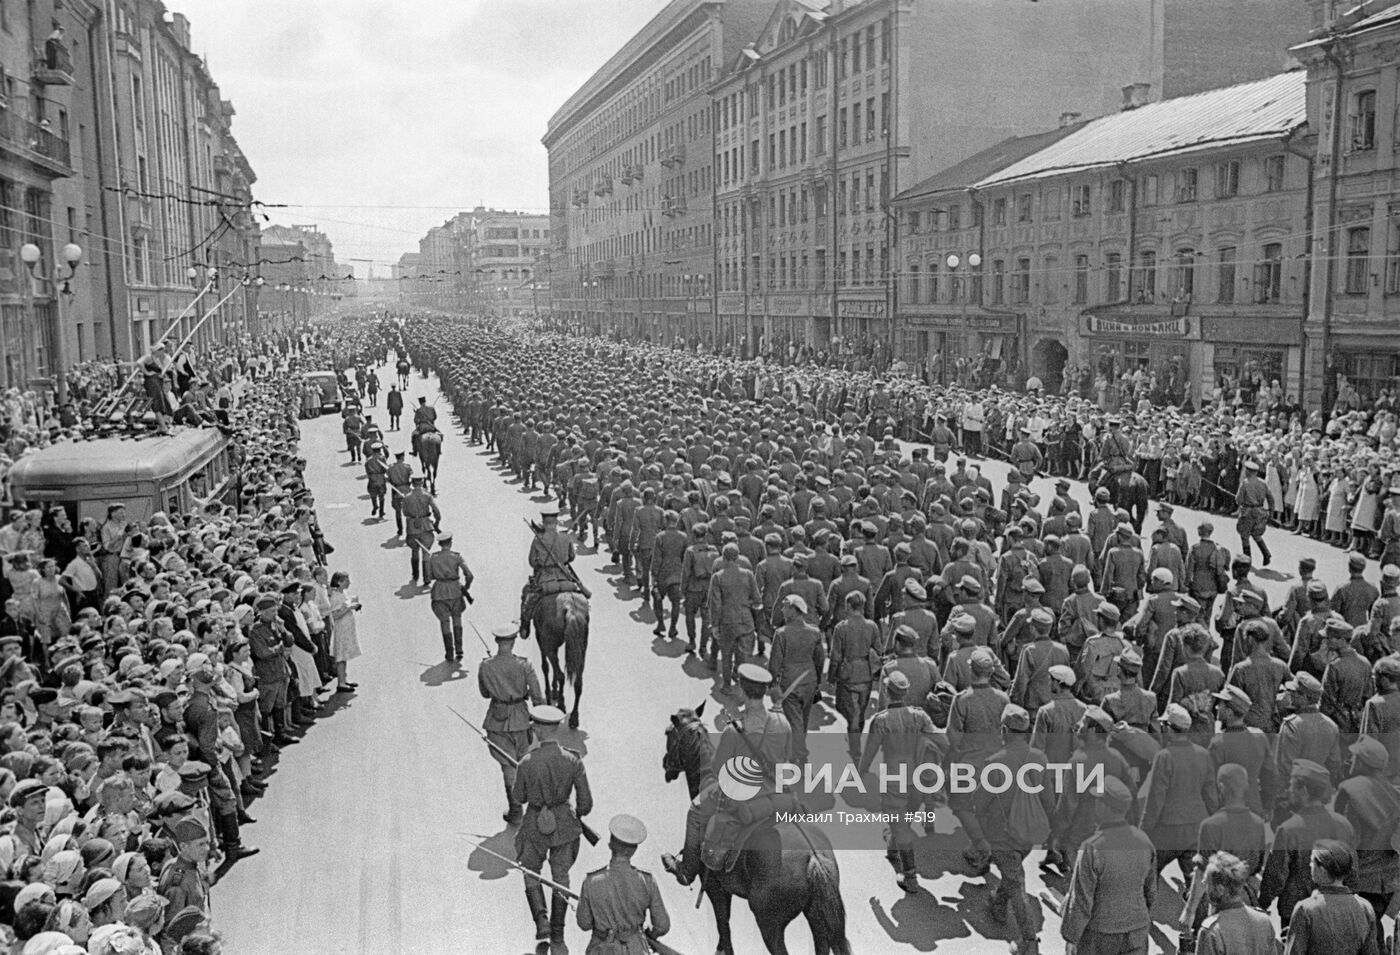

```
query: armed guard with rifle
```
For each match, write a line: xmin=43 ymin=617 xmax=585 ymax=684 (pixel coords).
xmin=521 ymin=510 xmax=591 ymax=641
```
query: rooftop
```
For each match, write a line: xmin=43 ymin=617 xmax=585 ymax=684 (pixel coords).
xmin=893 ymin=124 xmax=1084 ymax=204
xmin=977 ymin=71 xmax=1306 ymax=189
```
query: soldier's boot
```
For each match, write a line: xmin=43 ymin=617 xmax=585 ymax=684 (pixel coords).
xmin=684 ymin=614 xmax=697 ymax=653
xmin=549 ymin=898 xmax=568 ymax=947
xmin=217 ymin=810 xmax=259 ymax=860
xmin=661 ymin=805 xmax=707 ymax=886
xmin=1258 ymin=539 xmax=1272 ymax=567
xmin=441 ymin=628 xmax=454 ymax=661
xmin=503 ymin=779 xmax=522 ymax=825
xmin=452 ymin=628 xmax=464 ymax=661
xmin=897 ymin=849 xmax=919 ymax=892
xmin=520 ymin=593 xmax=535 ymax=641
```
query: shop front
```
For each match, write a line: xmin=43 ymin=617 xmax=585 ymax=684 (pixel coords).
xmin=1077 ymin=310 xmax=1199 ymax=404
xmin=836 ymin=293 xmax=887 ymax=341
xmin=899 ymin=309 xmax=1020 ymax=386
xmin=1199 ymin=315 xmax=1303 ymax=401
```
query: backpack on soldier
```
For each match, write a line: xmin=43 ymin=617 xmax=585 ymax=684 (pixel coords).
xmin=1004 ymin=776 xmax=1051 ymax=848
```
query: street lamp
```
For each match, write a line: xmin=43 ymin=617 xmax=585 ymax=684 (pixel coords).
xmin=53 ymin=243 xmax=81 ymax=405
xmin=944 ymin=251 xmax=982 ymax=387
xmin=18 ymin=243 xmax=40 ymax=395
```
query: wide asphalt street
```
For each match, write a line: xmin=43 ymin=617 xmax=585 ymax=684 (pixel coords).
xmin=216 ymin=364 xmax=1351 ymax=954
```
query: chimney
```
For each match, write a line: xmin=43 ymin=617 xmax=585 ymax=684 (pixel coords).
xmin=1120 ymin=82 xmax=1152 ymax=111
xmin=1059 ymin=112 xmax=1082 ymax=128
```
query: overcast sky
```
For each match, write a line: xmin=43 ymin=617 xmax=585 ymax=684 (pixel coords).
xmin=170 ymin=0 xmax=671 ymax=274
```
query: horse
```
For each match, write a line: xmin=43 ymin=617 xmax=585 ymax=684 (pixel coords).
xmin=533 ymin=591 xmax=589 ymax=728
xmin=418 ymin=429 xmax=443 ymax=493
xmin=662 ymin=704 xmax=851 ymax=955
xmin=1095 ymin=467 xmax=1150 ymax=532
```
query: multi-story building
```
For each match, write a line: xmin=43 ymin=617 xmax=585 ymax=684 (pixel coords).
xmin=474 ymin=211 xmax=549 ymax=318
xmin=1293 ymin=0 xmax=1400 ymax=405
xmin=895 ymin=72 xmax=1311 ymax=403
xmin=548 ymin=0 xmax=1309 ymax=349
xmin=544 ymin=0 xmax=771 ymax=343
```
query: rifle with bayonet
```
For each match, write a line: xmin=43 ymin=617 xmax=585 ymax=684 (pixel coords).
xmin=524 ymin=519 xmax=593 ymax=599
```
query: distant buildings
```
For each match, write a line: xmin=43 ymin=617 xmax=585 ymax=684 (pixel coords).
xmin=257 ymin=224 xmax=348 ymax=332
xmin=401 ymin=208 xmax=551 ymax=318
xmin=0 ymin=0 xmax=259 ymax=397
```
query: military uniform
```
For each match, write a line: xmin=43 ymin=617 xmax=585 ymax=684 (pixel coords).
xmin=513 ymin=710 xmax=593 ymax=947
xmin=400 ymin=484 xmax=441 ymax=583
xmin=386 ymin=456 xmax=413 ymax=534
xmin=1234 ymin=464 xmax=1273 ymax=565
xmin=479 ymin=628 xmax=544 ymax=822
xmin=522 ymin=519 xmax=578 ymax=641
xmin=426 ymin=541 xmax=473 ymax=659
xmin=577 ymin=855 xmax=670 ymax=955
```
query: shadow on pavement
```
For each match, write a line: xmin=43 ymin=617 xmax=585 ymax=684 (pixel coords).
xmin=420 ymin=660 xmax=468 ymax=687
xmin=868 ymin=888 xmax=972 ymax=951
xmin=393 ymin=583 xmax=424 ymax=600
xmin=466 ymin=830 xmax=517 ymax=881
xmin=1254 ymin=568 xmax=1291 ymax=582
xmin=650 ymin=636 xmax=688 ymax=659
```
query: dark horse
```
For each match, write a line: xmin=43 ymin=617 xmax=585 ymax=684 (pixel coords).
xmin=1094 ymin=467 xmax=1150 ymax=532
xmin=418 ymin=429 xmax=443 ymax=493
xmin=533 ymin=591 xmax=589 ymax=728
xmin=662 ymin=704 xmax=851 ymax=955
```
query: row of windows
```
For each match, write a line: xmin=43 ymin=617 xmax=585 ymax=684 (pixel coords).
xmin=718 ymin=242 xmax=889 ymax=293
xmin=900 ymin=244 xmax=1290 ymax=307
xmin=903 ymin=156 xmax=1290 ymax=234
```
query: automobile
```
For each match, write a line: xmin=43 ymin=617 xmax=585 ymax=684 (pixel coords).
xmin=304 ymin=371 xmax=343 ymax=412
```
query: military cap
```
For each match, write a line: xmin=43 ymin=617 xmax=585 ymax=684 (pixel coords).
xmin=1030 ymin=607 xmax=1054 ymax=628
xmin=950 ymin=613 xmax=976 ymax=635
xmin=1156 ymin=502 xmax=1174 ymax=514
xmin=884 ymin=670 xmax=911 ymax=692
xmin=1080 ymin=706 xmax=1114 ymax=733
xmin=1384 ymin=564 xmax=1400 ymax=582
xmin=1284 ymin=671 xmax=1324 ymax=698
xmin=394 ymin=451 xmax=406 ymax=459
xmin=166 ymin=815 xmax=210 ymax=844
xmin=1230 ymin=553 xmax=1252 ymax=568
xmin=437 ymin=532 xmax=454 ymax=544
xmin=1116 ymin=646 xmax=1142 ymax=670
xmin=1324 ymin=616 xmax=1355 ymax=639
xmin=969 ymin=647 xmax=998 ymax=674
xmin=177 ymin=761 xmax=212 ymax=783
xmin=1006 ymin=524 xmax=1024 ymax=538
xmin=893 ymin=625 xmax=920 ymax=647
xmin=1099 ymin=775 xmax=1134 ymax=812
xmin=491 ymin=624 xmax=518 ymax=641
xmin=1300 ymin=558 xmax=1317 ymax=572
xmin=279 ymin=580 xmax=301 ymax=595
xmin=609 ymin=814 xmax=648 ymax=846
xmin=737 ymin=663 xmax=773 ymax=685
xmin=958 ymin=575 xmax=982 ymax=595
xmin=8 ymin=778 xmax=46 ymax=808
xmin=1049 ymin=664 xmax=1076 ymax=687
xmin=1375 ymin=655 xmax=1400 ymax=680
xmin=1349 ymin=552 xmax=1369 ymax=571
xmin=1171 ymin=594 xmax=1201 ymax=612
xmin=1150 ymin=567 xmax=1176 ymax=587
xmin=150 ymin=689 xmax=179 ymax=709
xmin=763 ymin=533 xmax=784 ymax=548
xmin=1054 ymin=478 xmax=1070 ymax=490
xmin=1350 ymin=736 xmax=1390 ymax=770
xmin=0 ymin=634 xmax=20 ymax=650
xmin=1243 ymin=460 xmax=1260 ymax=472
xmin=1158 ymin=702 xmax=1192 ymax=730
xmin=1290 ymin=758 xmax=1330 ymax=785
xmin=1094 ymin=488 xmax=1111 ymax=502
xmin=1022 ymin=577 xmax=1045 ymax=594
xmin=1065 ymin=512 xmax=1083 ymax=526
xmin=29 ymin=687 xmax=58 ymax=706
xmin=839 ymin=553 xmax=858 ymax=567
xmin=529 ymin=704 xmax=566 ymax=726
xmin=151 ymin=791 xmax=196 ymax=817
xmin=254 ymin=594 xmax=278 ymax=611
xmin=903 ymin=579 xmax=927 ymax=601
xmin=1115 ymin=522 xmax=1134 ymax=538
xmin=1212 ymin=684 xmax=1251 ymax=714
xmin=1001 ymin=703 xmax=1031 ymax=732
xmin=410 ymin=475 xmax=425 ymax=484
xmin=783 ymin=594 xmax=809 ymax=615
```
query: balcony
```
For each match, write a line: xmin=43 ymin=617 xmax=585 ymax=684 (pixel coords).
xmin=32 ymin=43 xmax=74 ymax=86
xmin=662 ymin=196 xmax=688 ymax=218
xmin=213 ymin=152 xmax=232 ymax=175
xmin=571 ymin=188 xmax=589 ymax=207
xmin=660 ymin=143 xmax=687 ymax=168
xmin=593 ymin=176 xmax=613 ymax=197
xmin=0 ymin=111 xmax=72 ymax=176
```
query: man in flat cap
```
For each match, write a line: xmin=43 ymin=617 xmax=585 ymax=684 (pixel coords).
xmin=426 ymin=532 xmax=474 ymax=661
xmin=1208 ymin=685 xmax=1275 ymax=817
xmin=577 ymin=814 xmax=670 ymax=955
xmin=1060 ymin=775 xmax=1156 ymax=955
xmin=479 ymin=624 xmax=543 ymax=825
xmin=1141 ymin=703 xmax=1218 ymax=880
xmin=1012 ymin=609 xmax=1070 ymax=715
xmin=1258 ymin=758 xmax=1356 ymax=934
xmin=513 ymin=703 xmax=592 ymax=953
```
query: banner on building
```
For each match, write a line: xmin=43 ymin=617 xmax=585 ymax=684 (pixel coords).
xmin=1081 ymin=314 xmax=1192 ymax=338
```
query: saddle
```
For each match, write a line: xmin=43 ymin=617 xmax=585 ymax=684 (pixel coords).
xmin=700 ymin=791 xmax=816 ymax=873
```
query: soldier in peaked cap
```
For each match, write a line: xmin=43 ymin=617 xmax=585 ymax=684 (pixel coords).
xmin=522 ymin=509 xmax=578 ymax=643
xmin=426 ymin=532 xmax=474 ymax=661
xmin=401 ymin=476 xmax=441 ymax=585
xmin=577 ymin=815 xmax=671 ymax=955
xmin=768 ymin=592 xmax=824 ymax=763
xmin=157 ymin=816 xmax=211 ymax=918
xmin=1059 ymin=774 xmax=1156 ymax=955
xmin=663 ymin=663 xmax=792 ymax=888
xmin=386 ymin=450 xmax=414 ymax=535
xmin=514 ymin=703 xmax=593 ymax=953
xmin=1234 ymin=459 xmax=1273 ymax=567
xmin=479 ymin=624 xmax=544 ymax=825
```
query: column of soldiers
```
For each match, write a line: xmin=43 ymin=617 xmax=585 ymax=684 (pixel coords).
xmin=402 ymin=320 xmax=1400 ymax=955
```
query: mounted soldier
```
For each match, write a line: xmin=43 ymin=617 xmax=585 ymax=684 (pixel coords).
xmin=411 ymin=395 xmax=438 ymax=458
xmin=521 ymin=510 xmax=579 ymax=642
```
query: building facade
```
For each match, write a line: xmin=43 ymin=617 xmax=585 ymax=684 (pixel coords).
xmin=474 ymin=211 xmax=549 ymax=318
xmin=894 ymin=72 xmax=1311 ymax=404
xmin=1294 ymin=0 xmax=1400 ymax=406
xmin=543 ymin=0 xmax=771 ymax=344
xmin=546 ymin=0 xmax=1309 ymax=351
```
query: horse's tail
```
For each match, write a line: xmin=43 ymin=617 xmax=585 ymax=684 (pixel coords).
xmin=804 ymin=851 xmax=850 ymax=955
xmin=563 ymin=594 xmax=589 ymax=687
